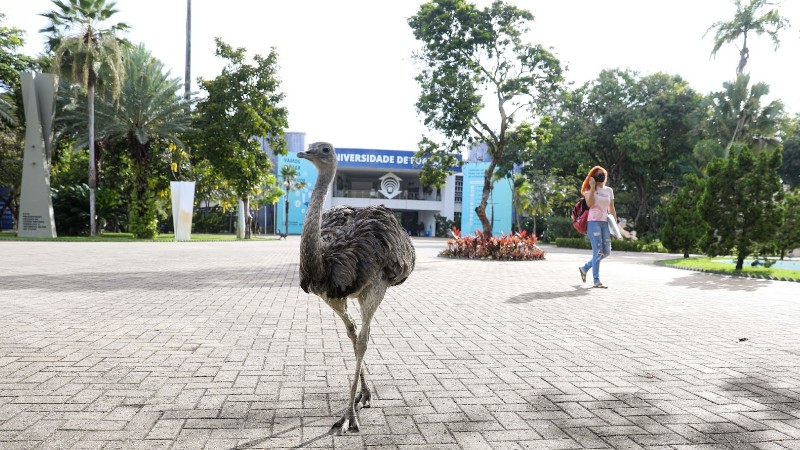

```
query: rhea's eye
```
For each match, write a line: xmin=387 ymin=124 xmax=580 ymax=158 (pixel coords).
xmin=322 ymin=147 xmax=330 ymax=153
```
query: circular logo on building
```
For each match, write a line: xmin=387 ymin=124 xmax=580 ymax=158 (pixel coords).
xmin=379 ymin=172 xmax=403 ymax=199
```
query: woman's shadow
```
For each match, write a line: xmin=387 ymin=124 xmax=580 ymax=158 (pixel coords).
xmin=506 ymin=285 xmax=590 ymax=303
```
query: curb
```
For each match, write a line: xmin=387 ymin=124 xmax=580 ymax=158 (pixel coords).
xmin=655 ymin=260 xmax=800 ymax=283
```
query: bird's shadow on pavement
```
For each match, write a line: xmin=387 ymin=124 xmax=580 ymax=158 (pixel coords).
xmin=666 ymin=272 xmax=767 ymax=292
xmin=506 ymin=285 xmax=589 ymax=303
xmin=229 ymin=405 xmax=353 ymax=450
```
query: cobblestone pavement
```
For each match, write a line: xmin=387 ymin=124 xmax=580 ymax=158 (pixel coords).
xmin=1 ymin=238 xmax=799 ymax=450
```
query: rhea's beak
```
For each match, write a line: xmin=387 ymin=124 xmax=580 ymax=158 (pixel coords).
xmin=297 ymin=152 xmax=307 ymax=159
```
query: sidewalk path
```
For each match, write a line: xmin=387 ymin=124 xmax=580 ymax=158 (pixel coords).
xmin=0 ymin=238 xmax=798 ymax=449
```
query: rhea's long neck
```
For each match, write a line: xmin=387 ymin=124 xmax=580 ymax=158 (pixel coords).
xmin=301 ymin=166 xmax=335 ymax=268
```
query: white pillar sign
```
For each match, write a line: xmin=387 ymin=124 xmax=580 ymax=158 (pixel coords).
xmin=18 ymin=72 xmax=58 ymax=238
xmin=170 ymin=181 xmax=195 ymax=241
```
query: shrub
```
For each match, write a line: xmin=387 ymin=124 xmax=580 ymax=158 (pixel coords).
xmin=128 ymin=186 xmax=159 ymax=239
xmin=52 ymin=184 xmax=127 ymax=236
xmin=434 ymin=213 xmax=457 ymax=238
xmin=193 ymin=207 xmax=230 ymax=234
xmin=555 ymin=237 xmax=667 ymax=253
xmin=538 ymin=215 xmax=581 ymax=241
xmin=440 ymin=227 xmax=545 ymax=260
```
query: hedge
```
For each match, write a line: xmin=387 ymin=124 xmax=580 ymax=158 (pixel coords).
xmin=555 ymin=237 xmax=667 ymax=253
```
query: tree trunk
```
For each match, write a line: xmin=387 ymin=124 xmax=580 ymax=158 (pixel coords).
xmin=284 ymin=191 xmax=290 ymax=236
xmin=737 ymin=33 xmax=748 ymax=74
xmin=243 ymin=195 xmax=252 ymax=239
xmin=476 ymin=161 xmax=497 ymax=236
xmin=88 ymin=82 xmax=97 ymax=236
xmin=736 ymin=253 xmax=745 ymax=271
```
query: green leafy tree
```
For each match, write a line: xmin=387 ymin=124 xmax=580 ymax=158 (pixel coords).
xmin=693 ymin=74 xmax=784 ymax=162
xmin=0 ymin=118 xmax=22 ymax=229
xmin=0 ymin=13 xmax=36 ymax=229
xmin=540 ymin=69 xmax=701 ymax=234
xmin=41 ymin=0 xmax=129 ymax=236
xmin=0 ymin=13 xmax=34 ymax=93
xmin=706 ymin=0 xmax=790 ymax=74
xmin=408 ymin=0 xmax=563 ymax=235
xmin=279 ymin=164 xmax=306 ymax=236
xmin=515 ymin=167 xmax=571 ymax=237
xmin=614 ymin=73 xmax=703 ymax=230
xmin=192 ymin=38 xmax=288 ymax=239
xmin=699 ymin=146 xmax=784 ymax=269
xmin=63 ymin=44 xmax=190 ymax=238
xmin=506 ymin=174 xmax=527 ymax=233
xmin=780 ymin=129 xmax=800 ymax=189
xmin=660 ymin=174 xmax=708 ymax=258
xmin=775 ymin=189 xmax=800 ymax=259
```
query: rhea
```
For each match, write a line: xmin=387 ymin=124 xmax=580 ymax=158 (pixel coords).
xmin=298 ymin=142 xmax=415 ymax=434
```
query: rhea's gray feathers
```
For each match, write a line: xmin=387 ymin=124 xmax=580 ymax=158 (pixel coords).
xmin=301 ymin=204 xmax=415 ymax=299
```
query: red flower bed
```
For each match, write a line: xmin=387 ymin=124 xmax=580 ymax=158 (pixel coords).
xmin=440 ymin=227 xmax=545 ymax=261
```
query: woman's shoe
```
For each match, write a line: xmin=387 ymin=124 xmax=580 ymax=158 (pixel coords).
xmin=579 ymin=267 xmax=587 ymax=283
xmin=592 ymin=282 xmax=608 ymax=289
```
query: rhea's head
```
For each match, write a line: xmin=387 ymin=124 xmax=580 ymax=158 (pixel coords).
xmin=298 ymin=142 xmax=337 ymax=172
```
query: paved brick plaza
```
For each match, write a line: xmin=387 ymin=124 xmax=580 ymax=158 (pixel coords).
xmin=0 ymin=238 xmax=799 ymax=449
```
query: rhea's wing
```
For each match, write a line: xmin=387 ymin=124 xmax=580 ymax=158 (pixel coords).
xmin=319 ymin=205 xmax=415 ymax=299
xmin=318 ymin=206 xmax=360 ymax=297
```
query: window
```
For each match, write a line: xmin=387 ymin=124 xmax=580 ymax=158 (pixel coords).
xmin=455 ymin=175 xmax=463 ymax=203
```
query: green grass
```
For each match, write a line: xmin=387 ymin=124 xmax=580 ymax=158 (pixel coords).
xmin=0 ymin=230 xmax=278 ymax=242
xmin=661 ymin=256 xmax=800 ymax=281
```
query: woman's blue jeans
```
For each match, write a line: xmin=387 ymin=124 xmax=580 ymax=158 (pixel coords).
xmin=582 ymin=220 xmax=611 ymax=284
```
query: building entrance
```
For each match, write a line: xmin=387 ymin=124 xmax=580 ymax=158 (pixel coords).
xmin=400 ymin=211 xmax=424 ymax=236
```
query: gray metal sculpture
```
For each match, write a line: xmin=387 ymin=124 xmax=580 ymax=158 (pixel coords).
xmin=298 ymin=142 xmax=415 ymax=434
xmin=18 ymin=72 xmax=58 ymax=238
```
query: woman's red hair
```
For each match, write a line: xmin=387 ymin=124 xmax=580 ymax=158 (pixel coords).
xmin=581 ymin=166 xmax=608 ymax=193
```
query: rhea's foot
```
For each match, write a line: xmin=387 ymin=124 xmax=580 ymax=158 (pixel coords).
xmin=355 ymin=388 xmax=372 ymax=408
xmin=332 ymin=408 xmax=360 ymax=435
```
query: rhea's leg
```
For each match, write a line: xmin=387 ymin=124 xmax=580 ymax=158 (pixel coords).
xmin=332 ymin=303 xmax=370 ymax=407
xmin=353 ymin=285 xmax=385 ymax=409
xmin=328 ymin=299 xmax=360 ymax=434
xmin=332 ymin=286 xmax=385 ymax=434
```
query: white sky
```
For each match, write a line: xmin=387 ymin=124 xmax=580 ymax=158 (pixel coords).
xmin=4 ymin=0 xmax=800 ymax=151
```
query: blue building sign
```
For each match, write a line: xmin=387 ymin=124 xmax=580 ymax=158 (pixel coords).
xmin=336 ymin=148 xmax=461 ymax=172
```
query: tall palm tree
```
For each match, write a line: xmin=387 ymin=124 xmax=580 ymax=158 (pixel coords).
xmin=99 ymin=44 xmax=190 ymax=238
xmin=279 ymin=164 xmax=306 ymax=236
xmin=706 ymin=0 xmax=790 ymax=74
xmin=60 ymin=44 xmax=190 ymax=238
xmin=708 ymin=73 xmax=784 ymax=154
xmin=40 ymin=0 xmax=129 ymax=236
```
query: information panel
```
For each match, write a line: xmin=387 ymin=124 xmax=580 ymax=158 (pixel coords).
xmin=459 ymin=162 xmax=512 ymax=237
xmin=275 ymin=154 xmax=318 ymax=235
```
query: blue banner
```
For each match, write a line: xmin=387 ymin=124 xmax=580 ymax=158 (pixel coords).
xmin=460 ymin=162 xmax=512 ymax=237
xmin=276 ymin=154 xmax=318 ymax=235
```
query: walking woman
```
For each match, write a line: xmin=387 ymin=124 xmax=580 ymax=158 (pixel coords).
xmin=578 ymin=166 xmax=617 ymax=288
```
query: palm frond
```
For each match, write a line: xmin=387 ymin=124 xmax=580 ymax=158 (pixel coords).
xmin=0 ymin=94 xmax=16 ymax=127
